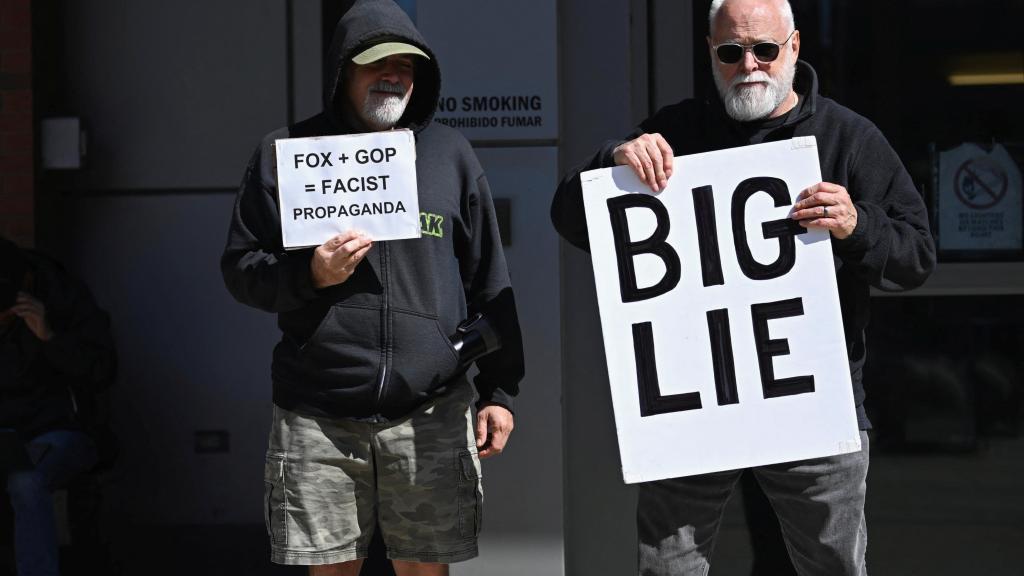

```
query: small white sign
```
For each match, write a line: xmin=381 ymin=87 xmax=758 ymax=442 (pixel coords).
xmin=581 ymin=138 xmax=861 ymax=484
xmin=275 ymin=130 xmax=421 ymax=248
xmin=938 ymin=143 xmax=1022 ymax=252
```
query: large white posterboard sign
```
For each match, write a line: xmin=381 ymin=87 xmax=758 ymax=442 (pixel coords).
xmin=581 ymin=137 xmax=861 ymax=484
xmin=275 ymin=130 xmax=421 ymax=248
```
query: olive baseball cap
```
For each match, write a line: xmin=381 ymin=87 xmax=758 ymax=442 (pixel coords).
xmin=351 ymin=41 xmax=429 ymax=65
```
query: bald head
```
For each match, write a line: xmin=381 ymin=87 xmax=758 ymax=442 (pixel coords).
xmin=709 ymin=0 xmax=794 ymax=36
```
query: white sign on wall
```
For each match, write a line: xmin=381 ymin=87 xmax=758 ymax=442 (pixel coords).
xmin=937 ymin=143 xmax=1023 ymax=252
xmin=581 ymin=138 xmax=861 ymax=483
xmin=416 ymin=1 xmax=557 ymax=141
xmin=275 ymin=130 xmax=421 ymax=248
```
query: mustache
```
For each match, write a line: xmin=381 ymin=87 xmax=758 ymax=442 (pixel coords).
xmin=730 ymin=71 xmax=771 ymax=89
xmin=370 ymin=81 xmax=406 ymax=96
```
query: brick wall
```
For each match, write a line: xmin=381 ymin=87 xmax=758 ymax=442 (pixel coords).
xmin=0 ymin=0 xmax=33 ymax=246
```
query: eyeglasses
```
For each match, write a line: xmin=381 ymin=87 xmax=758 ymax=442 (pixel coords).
xmin=714 ymin=30 xmax=796 ymax=64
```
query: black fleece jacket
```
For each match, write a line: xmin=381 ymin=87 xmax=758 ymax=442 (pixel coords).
xmin=551 ymin=61 xmax=935 ymax=429
xmin=0 ymin=252 xmax=116 ymax=441
xmin=222 ymin=0 xmax=523 ymax=421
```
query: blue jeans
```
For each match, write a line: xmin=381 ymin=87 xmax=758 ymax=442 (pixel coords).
xmin=6 ymin=430 xmax=97 ymax=576
xmin=637 ymin=431 xmax=869 ymax=576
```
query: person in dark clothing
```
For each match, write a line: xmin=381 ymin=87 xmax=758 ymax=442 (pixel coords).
xmin=551 ymin=0 xmax=934 ymax=574
xmin=0 ymin=236 xmax=115 ymax=576
xmin=221 ymin=1 xmax=523 ymax=574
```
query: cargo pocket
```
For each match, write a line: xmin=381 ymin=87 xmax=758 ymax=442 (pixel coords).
xmin=456 ymin=448 xmax=483 ymax=538
xmin=264 ymin=452 xmax=286 ymax=546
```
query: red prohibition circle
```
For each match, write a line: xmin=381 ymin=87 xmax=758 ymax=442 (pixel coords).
xmin=954 ymin=157 xmax=1008 ymax=210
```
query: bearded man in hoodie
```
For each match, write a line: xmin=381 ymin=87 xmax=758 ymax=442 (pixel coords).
xmin=551 ymin=0 xmax=935 ymax=574
xmin=222 ymin=2 xmax=523 ymax=574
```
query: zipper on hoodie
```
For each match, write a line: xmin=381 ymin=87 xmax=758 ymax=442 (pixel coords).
xmin=373 ymin=243 xmax=392 ymax=415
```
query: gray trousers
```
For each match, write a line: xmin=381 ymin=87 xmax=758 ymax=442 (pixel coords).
xmin=638 ymin=431 xmax=869 ymax=576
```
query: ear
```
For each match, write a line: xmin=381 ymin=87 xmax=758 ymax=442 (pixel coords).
xmin=791 ymin=29 xmax=800 ymax=59
xmin=706 ymin=35 xmax=715 ymax=58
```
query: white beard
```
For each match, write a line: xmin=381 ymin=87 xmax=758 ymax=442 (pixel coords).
xmin=361 ymin=81 xmax=412 ymax=130
xmin=713 ymin=60 xmax=796 ymax=122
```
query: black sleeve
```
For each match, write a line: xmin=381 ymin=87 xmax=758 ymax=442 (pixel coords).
xmin=831 ymin=126 xmax=936 ymax=290
xmin=221 ymin=146 xmax=319 ymax=313
xmin=459 ymin=173 xmax=525 ymax=412
xmin=550 ymin=104 xmax=682 ymax=251
xmin=550 ymin=139 xmax=625 ymax=252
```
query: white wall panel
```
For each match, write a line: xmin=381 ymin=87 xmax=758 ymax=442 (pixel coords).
xmin=416 ymin=1 xmax=558 ymax=141
xmin=66 ymin=193 xmax=279 ymax=524
xmin=455 ymin=146 xmax=563 ymax=575
xmin=63 ymin=0 xmax=289 ymax=190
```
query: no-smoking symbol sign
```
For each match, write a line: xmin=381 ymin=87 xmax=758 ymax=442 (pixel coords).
xmin=955 ymin=156 xmax=1008 ymax=210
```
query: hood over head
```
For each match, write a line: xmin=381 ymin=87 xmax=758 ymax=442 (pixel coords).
xmin=323 ymin=0 xmax=441 ymax=132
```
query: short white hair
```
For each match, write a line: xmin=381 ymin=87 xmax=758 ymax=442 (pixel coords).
xmin=709 ymin=0 xmax=795 ymax=34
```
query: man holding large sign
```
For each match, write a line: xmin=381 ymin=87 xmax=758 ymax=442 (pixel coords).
xmin=551 ymin=0 xmax=935 ymax=574
xmin=222 ymin=1 xmax=523 ymax=574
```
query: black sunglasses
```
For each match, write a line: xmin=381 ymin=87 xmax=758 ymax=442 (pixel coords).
xmin=714 ymin=30 xmax=796 ymax=64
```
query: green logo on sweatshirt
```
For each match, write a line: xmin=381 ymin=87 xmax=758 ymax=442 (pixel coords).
xmin=420 ymin=212 xmax=444 ymax=238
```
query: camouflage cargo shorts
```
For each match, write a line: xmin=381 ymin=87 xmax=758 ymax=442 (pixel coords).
xmin=263 ymin=383 xmax=483 ymax=565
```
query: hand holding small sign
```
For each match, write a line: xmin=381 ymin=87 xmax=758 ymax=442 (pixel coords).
xmin=311 ymin=230 xmax=373 ymax=289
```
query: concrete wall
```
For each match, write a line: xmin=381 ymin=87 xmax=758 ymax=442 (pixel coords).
xmin=558 ymin=1 xmax=692 ymax=573
xmin=53 ymin=0 xmax=319 ymax=526
xmin=558 ymin=1 xmax=637 ymax=574
xmin=455 ymin=147 xmax=564 ymax=576
xmin=65 ymin=193 xmax=276 ymax=524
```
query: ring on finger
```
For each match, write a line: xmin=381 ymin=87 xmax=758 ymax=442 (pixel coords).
xmin=822 ymin=205 xmax=829 ymax=218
